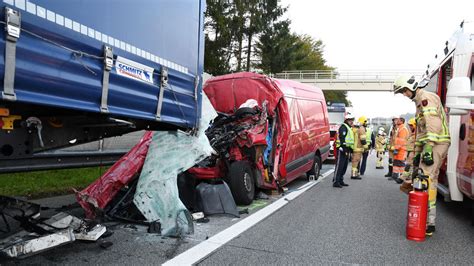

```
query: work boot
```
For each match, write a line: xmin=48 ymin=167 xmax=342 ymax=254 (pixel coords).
xmin=384 ymin=166 xmax=393 ymax=177
xmin=351 ymin=168 xmax=361 ymax=179
xmin=340 ymin=182 xmax=349 ymax=186
xmin=333 ymin=182 xmax=343 ymax=188
xmin=426 ymin=225 xmax=436 ymax=236
xmin=392 ymin=173 xmax=403 ymax=184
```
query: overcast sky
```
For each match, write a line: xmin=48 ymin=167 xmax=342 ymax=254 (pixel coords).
xmin=280 ymin=0 xmax=474 ymax=118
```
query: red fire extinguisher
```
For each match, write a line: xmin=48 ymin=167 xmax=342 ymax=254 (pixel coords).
xmin=406 ymin=170 xmax=429 ymax=242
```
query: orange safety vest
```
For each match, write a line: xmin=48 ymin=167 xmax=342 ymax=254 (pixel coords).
xmin=394 ymin=124 xmax=409 ymax=160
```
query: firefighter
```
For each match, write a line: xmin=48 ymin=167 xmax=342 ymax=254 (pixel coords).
xmin=400 ymin=118 xmax=417 ymax=194
xmin=351 ymin=116 xmax=367 ymax=179
xmin=384 ymin=118 xmax=397 ymax=178
xmin=393 ymin=75 xmax=451 ymax=236
xmin=375 ymin=128 xmax=386 ymax=169
xmin=333 ymin=113 xmax=355 ymax=188
xmin=402 ymin=118 xmax=417 ymax=180
xmin=359 ymin=119 xmax=375 ymax=176
xmin=391 ymin=116 xmax=409 ymax=184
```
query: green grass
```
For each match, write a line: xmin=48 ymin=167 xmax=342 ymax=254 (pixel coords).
xmin=0 ymin=166 xmax=109 ymax=199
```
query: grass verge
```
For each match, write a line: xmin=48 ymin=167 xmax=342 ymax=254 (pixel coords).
xmin=0 ymin=166 xmax=108 ymax=199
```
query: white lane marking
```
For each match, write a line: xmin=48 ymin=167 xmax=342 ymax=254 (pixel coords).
xmin=163 ymin=169 xmax=335 ymax=266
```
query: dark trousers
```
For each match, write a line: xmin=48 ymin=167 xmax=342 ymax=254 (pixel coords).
xmin=359 ymin=151 xmax=369 ymax=175
xmin=334 ymin=150 xmax=350 ymax=184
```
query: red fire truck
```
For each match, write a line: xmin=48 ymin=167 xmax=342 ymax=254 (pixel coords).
xmin=327 ymin=103 xmax=346 ymax=161
xmin=425 ymin=23 xmax=474 ymax=202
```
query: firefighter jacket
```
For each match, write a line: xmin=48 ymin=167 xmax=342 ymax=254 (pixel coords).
xmin=394 ymin=124 xmax=409 ymax=152
xmin=336 ymin=123 xmax=354 ymax=150
xmin=353 ymin=125 xmax=367 ymax=153
xmin=388 ymin=125 xmax=397 ymax=150
xmin=413 ymin=89 xmax=451 ymax=152
xmin=406 ymin=128 xmax=416 ymax=152
xmin=375 ymin=135 xmax=386 ymax=152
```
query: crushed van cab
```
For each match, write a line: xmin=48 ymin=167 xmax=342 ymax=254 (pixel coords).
xmin=189 ymin=72 xmax=330 ymax=205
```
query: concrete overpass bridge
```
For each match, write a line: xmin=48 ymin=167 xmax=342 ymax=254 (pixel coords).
xmin=273 ymin=70 xmax=423 ymax=91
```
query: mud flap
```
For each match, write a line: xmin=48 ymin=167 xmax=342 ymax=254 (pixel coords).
xmin=196 ymin=182 xmax=240 ymax=218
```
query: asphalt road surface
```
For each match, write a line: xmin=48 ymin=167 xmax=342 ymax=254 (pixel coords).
xmin=1 ymin=154 xmax=473 ymax=265
xmin=198 ymin=154 xmax=474 ymax=265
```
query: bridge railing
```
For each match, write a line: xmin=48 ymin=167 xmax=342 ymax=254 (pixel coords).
xmin=273 ymin=70 xmax=424 ymax=82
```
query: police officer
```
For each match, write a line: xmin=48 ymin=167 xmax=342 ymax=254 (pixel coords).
xmin=334 ymin=113 xmax=355 ymax=188
xmin=393 ymin=75 xmax=450 ymax=236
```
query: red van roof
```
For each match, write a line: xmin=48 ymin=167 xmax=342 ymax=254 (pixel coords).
xmin=273 ymin=78 xmax=325 ymax=100
xmin=204 ymin=72 xmax=325 ymax=114
xmin=204 ymin=72 xmax=283 ymax=116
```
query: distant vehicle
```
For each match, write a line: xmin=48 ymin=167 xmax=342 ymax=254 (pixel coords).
xmin=0 ymin=1 xmax=205 ymax=168
xmin=427 ymin=24 xmax=474 ymax=201
xmin=189 ymin=72 xmax=330 ymax=205
xmin=327 ymin=102 xmax=346 ymax=160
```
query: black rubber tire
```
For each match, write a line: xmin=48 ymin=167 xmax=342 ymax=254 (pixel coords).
xmin=228 ymin=161 xmax=255 ymax=205
xmin=306 ymin=154 xmax=321 ymax=181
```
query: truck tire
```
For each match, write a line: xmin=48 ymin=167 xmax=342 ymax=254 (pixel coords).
xmin=228 ymin=161 xmax=255 ymax=205
xmin=306 ymin=154 xmax=321 ymax=181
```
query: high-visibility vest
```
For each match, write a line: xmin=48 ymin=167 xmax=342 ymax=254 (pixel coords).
xmin=336 ymin=123 xmax=354 ymax=149
xmin=366 ymin=127 xmax=372 ymax=145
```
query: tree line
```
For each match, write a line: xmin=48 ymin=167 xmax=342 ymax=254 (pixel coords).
xmin=204 ymin=0 xmax=349 ymax=105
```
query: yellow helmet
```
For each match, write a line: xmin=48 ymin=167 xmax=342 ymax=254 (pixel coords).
xmin=408 ymin=117 xmax=416 ymax=126
xmin=358 ymin=116 xmax=368 ymax=125
xmin=393 ymin=75 xmax=418 ymax=94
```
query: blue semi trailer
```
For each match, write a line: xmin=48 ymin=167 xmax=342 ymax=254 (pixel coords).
xmin=0 ymin=0 xmax=205 ymax=162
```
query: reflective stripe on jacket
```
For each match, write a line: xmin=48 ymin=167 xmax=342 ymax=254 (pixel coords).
xmin=366 ymin=128 xmax=372 ymax=145
xmin=353 ymin=126 xmax=366 ymax=153
xmin=414 ymin=89 xmax=450 ymax=149
xmin=336 ymin=123 xmax=354 ymax=149
xmin=375 ymin=135 xmax=386 ymax=152
xmin=394 ymin=124 xmax=409 ymax=151
xmin=406 ymin=129 xmax=416 ymax=152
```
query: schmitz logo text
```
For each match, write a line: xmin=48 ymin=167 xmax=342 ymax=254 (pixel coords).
xmin=115 ymin=56 xmax=154 ymax=85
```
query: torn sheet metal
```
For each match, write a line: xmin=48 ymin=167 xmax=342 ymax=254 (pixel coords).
xmin=133 ymin=94 xmax=217 ymax=237
xmin=77 ymin=131 xmax=153 ymax=219
xmin=0 ymin=229 xmax=75 ymax=258
xmin=41 ymin=212 xmax=106 ymax=242
xmin=0 ymin=212 xmax=106 ymax=258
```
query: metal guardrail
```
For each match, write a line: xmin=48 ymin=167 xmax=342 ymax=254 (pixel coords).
xmin=273 ymin=70 xmax=424 ymax=82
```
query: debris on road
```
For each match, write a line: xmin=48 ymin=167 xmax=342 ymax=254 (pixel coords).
xmin=195 ymin=181 xmax=239 ymax=218
xmin=0 ymin=197 xmax=106 ymax=259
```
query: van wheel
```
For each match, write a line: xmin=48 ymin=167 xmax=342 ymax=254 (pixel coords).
xmin=228 ymin=161 xmax=255 ymax=205
xmin=307 ymin=154 xmax=321 ymax=181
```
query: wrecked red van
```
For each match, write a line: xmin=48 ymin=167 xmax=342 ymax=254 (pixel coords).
xmin=190 ymin=72 xmax=330 ymax=205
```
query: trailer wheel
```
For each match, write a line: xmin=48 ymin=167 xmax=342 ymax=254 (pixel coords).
xmin=228 ymin=161 xmax=255 ymax=205
xmin=307 ymin=154 xmax=321 ymax=181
